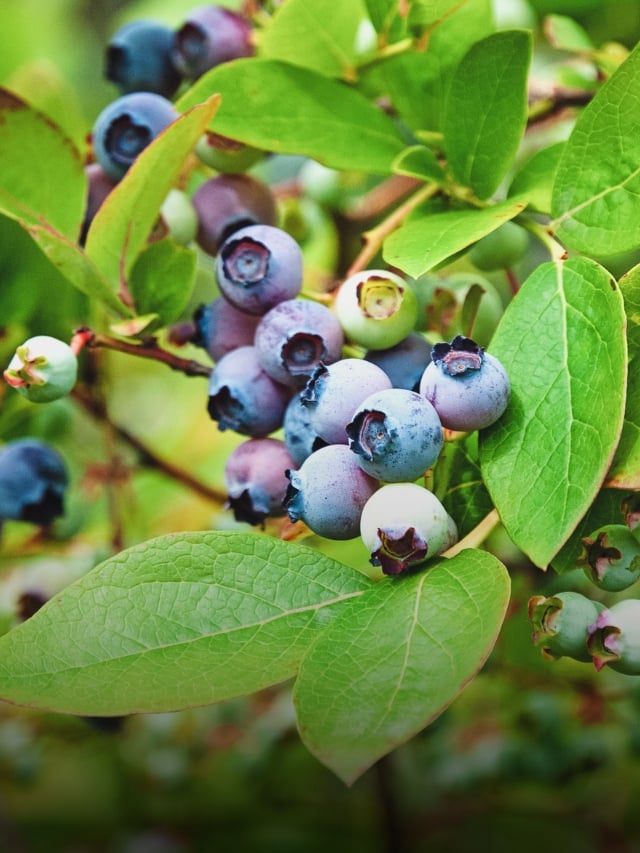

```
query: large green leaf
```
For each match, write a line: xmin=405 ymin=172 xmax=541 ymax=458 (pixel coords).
xmin=552 ymin=42 xmax=640 ymax=256
xmin=383 ymin=197 xmax=527 ymax=278
xmin=259 ymin=0 xmax=368 ymax=78
xmin=479 ymin=258 xmax=627 ymax=567
xmin=508 ymin=142 xmax=565 ymax=215
xmin=607 ymin=264 xmax=640 ymax=487
xmin=0 ymin=88 xmax=86 ymax=241
xmin=85 ymin=96 xmax=220 ymax=290
xmin=177 ymin=59 xmax=406 ymax=174
xmin=0 ymin=533 xmax=371 ymax=715
xmin=443 ymin=30 xmax=532 ymax=200
xmin=294 ymin=549 xmax=510 ymax=785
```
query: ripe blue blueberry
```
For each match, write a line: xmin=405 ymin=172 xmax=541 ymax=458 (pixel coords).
xmin=224 ymin=437 xmax=297 ymax=525
xmin=254 ymin=299 xmax=344 ymax=387
xmin=92 ymin=92 xmax=178 ymax=181
xmin=301 ymin=358 xmax=392 ymax=445
xmin=171 ymin=5 xmax=254 ymax=80
xmin=0 ymin=439 xmax=68 ymax=526
xmin=207 ymin=345 xmax=291 ymax=437
xmin=419 ymin=335 xmax=510 ymax=431
xmin=5 ymin=335 xmax=78 ymax=403
xmin=528 ymin=592 xmax=604 ymax=663
xmin=216 ymin=225 xmax=303 ymax=316
xmin=364 ymin=332 xmax=431 ymax=391
xmin=282 ymin=392 xmax=327 ymax=466
xmin=577 ymin=524 xmax=640 ymax=592
xmin=193 ymin=297 xmax=261 ymax=362
xmin=284 ymin=444 xmax=378 ymax=540
xmin=105 ymin=19 xmax=182 ymax=97
xmin=359 ymin=483 xmax=457 ymax=575
xmin=587 ymin=599 xmax=640 ymax=674
xmin=193 ymin=174 xmax=277 ymax=257
xmin=346 ymin=388 xmax=443 ymax=482
xmin=334 ymin=269 xmax=418 ymax=350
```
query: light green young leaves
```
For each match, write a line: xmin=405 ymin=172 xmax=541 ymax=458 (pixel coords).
xmin=294 ymin=550 xmax=510 ymax=785
xmin=0 ymin=533 xmax=371 ymax=716
xmin=480 ymin=258 xmax=627 ymax=567
xmin=552 ymin=41 xmax=640 ymax=256
xmin=443 ymin=30 xmax=532 ymax=199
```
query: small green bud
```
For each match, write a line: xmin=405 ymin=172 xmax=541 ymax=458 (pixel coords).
xmin=4 ymin=336 xmax=78 ymax=403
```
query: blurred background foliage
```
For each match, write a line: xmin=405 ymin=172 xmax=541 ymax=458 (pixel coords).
xmin=2 ymin=1 xmax=640 ymax=851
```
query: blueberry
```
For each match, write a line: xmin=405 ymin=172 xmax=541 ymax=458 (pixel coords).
xmin=216 ymin=225 xmax=303 ymax=316
xmin=284 ymin=444 xmax=378 ymax=540
xmin=577 ymin=524 xmax=640 ymax=592
xmin=207 ymin=345 xmax=291 ymax=437
xmin=224 ymin=437 xmax=297 ymax=525
xmin=193 ymin=297 xmax=261 ymax=362
xmin=171 ymin=5 xmax=254 ymax=80
xmin=334 ymin=269 xmax=418 ymax=350
xmin=193 ymin=174 xmax=277 ymax=257
xmin=301 ymin=358 xmax=392 ymax=445
xmin=4 ymin=335 xmax=78 ymax=403
xmin=528 ymin=592 xmax=604 ymax=663
xmin=254 ymin=299 xmax=344 ymax=387
xmin=0 ymin=439 xmax=68 ymax=526
xmin=80 ymin=163 xmax=117 ymax=245
xmin=92 ymin=92 xmax=178 ymax=181
xmin=282 ymin=393 xmax=327 ymax=466
xmin=419 ymin=335 xmax=510 ymax=432
xmin=587 ymin=599 xmax=640 ymax=674
xmin=364 ymin=332 xmax=431 ymax=391
xmin=346 ymin=388 xmax=443 ymax=482
xmin=359 ymin=483 xmax=457 ymax=575
xmin=195 ymin=132 xmax=264 ymax=174
xmin=159 ymin=188 xmax=198 ymax=245
xmin=105 ymin=19 xmax=182 ymax=98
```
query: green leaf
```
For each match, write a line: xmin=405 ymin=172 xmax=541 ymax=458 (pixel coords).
xmin=607 ymin=264 xmax=640 ymax=487
xmin=177 ymin=59 xmax=405 ymax=174
xmin=408 ymin=0 xmax=479 ymax=29
xmin=294 ymin=549 xmax=510 ymax=785
xmin=383 ymin=197 xmax=527 ymax=278
xmin=392 ymin=145 xmax=445 ymax=183
xmin=443 ymin=30 xmax=532 ymax=200
xmin=544 ymin=14 xmax=594 ymax=52
xmin=362 ymin=0 xmax=402 ymax=34
xmin=85 ymin=96 xmax=220 ymax=289
xmin=259 ymin=0 xmax=367 ymax=78
xmin=0 ymin=532 xmax=371 ymax=716
xmin=508 ymin=142 xmax=565 ymax=215
xmin=434 ymin=434 xmax=494 ymax=539
xmin=128 ymin=239 xmax=197 ymax=327
xmin=479 ymin=258 xmax=627 ymax=568
xmin=360 ymin=0 xmax=494 ymax=133
xmin=552 ymin=42 xmax=640 ymax=256
xmin=0 ymin=88 xmax=86 ymax=240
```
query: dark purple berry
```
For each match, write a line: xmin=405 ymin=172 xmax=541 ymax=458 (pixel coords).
xmin=80 ymin=163 xmax=117 ymax=245
xmin=194 ymin=297 xmax=260 ymax=362
xmin=224 ymin=437 xmax=297 ymax=525
xmin=172 ymin=5 xmax=254 ymax=80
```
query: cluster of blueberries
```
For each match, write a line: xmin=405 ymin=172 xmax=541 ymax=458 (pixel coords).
xmin=2 ymin=4 xmax=514 ymax=578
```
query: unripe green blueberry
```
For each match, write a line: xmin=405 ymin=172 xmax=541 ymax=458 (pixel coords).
xmin=195 ymin=132 xmax=264 ymax=173
xmin=334 ymin=269 xmax=418 ymax=350
xmin=576 ymin=524 xmax=640 ymax=592
xmin=468 ymin=221 xmax=529 ymax=271
xmin=359 ymin=483 xmax=457 ymax=575
xmin=4 ymin=336 xmax=78 ymax=403
xmin=528 ymin=591 xmax=604 ymax=662
xmin=587 ymin=599 xmax=640 ymax=674
xmin=160 ymin=188 xmax=198 ymax=245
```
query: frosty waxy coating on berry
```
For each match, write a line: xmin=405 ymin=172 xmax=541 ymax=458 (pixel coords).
xmin=346 ymin=388 xmax=443 ymax=482
xmin=419 ymin=335 xmax=510 ymax=432
xmin=207 ymin=346 xmax=291 ymax=437
xmin=360 ymin=483 xmax=457 ymax=575
xmin=282 ymin=393 xmax=327 ymax=466
xmin=364 ymin=332 xmax=431 ymax=391
xmin=172 ymin=5 xmax=254 ymax=80
xmin=254 ymin=299 xmax=344 ymax=387
xmin=301 ymin=358 xmax=392 ymax=445
xmin=216 ymin=225 xmax=303 ymax=316
xmin=0 ymin=439 xmax=68 ymax=526
xmin=528 ymin=592 xmax=604 ymax=663
xmin=587 ymin=599 xmax=640 ymax=674
xmin=577 ymin=524 xmax=640 ymax=592
xmin=284 ymin=444 xmax=378 ymax=540
xmin=224 ymin=438 xmax=297 ymax=526
xmin=193 ymin=297 xmax=261 ymax=362
xmin=335 ymin=269 xmax=418 ymax=350
xmin=5 ymin=336 xmax=78 ymax=403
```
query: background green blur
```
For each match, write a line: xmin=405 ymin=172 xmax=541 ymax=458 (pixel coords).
xmin=2 ymin=1 xmax=640 ymax=851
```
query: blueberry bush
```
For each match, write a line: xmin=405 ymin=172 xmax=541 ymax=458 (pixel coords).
xmin=1 ymin=0 xmax=640 ymax=825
